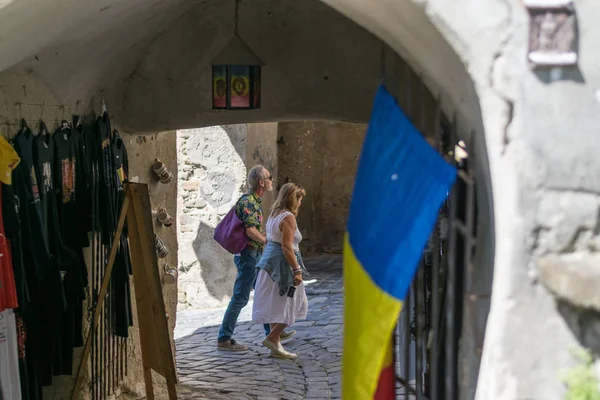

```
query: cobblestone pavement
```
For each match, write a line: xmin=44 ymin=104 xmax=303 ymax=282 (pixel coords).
xmin=173 ymin=255 xmax=344 ymax=400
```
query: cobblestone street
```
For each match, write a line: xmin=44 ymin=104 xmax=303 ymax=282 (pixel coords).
xmin=173 ymin=255 xmax=344 ymax=399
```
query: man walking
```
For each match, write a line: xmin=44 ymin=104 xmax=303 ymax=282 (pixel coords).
xmin=216 ymin=165 xmax=274 ymax=351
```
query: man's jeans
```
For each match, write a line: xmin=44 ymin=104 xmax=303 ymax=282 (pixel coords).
xmin=217 ymin=248 xmax=270 ymax=342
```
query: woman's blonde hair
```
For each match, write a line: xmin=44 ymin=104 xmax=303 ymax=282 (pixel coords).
xmin=271 ymin=182 xmax=306 ymax=217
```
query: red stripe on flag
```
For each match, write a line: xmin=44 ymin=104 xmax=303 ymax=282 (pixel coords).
xmin=374 ymin=364 xmax=395 ymax=399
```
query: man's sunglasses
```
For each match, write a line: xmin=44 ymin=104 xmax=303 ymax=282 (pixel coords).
xmin=265 ymin=175 xmax=273 ymax=181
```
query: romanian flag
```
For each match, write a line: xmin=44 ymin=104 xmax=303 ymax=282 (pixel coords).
xmin=343 ymin=86 xmax=457 ymax=399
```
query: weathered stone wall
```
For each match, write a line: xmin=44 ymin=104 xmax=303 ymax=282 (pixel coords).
xmin=246 ymin=123 xmax=280 ymax=229
xmin=176 ymin=121 xmax=364 ymax=309
xmin=277 ymin=121 xmax=366 ymax=255
xmin=119 ymin=130 xmax=179 ymax=398
xmin=177 ymin=126 xmax=248 ymax=310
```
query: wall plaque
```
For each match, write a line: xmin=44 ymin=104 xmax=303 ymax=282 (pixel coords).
xmin=525 ymin=0 xmax=577 ymax=68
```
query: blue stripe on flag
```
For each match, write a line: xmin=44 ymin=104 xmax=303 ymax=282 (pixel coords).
xmin=347 ymin=85 xmax=456 ymax=301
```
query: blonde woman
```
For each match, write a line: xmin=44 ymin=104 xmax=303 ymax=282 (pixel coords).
xmin=253 ymin=183 xmax=309 ymax=359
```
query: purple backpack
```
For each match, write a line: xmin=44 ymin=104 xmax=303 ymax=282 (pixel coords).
xmin=213 ymin=198 xmax=248 ymax=254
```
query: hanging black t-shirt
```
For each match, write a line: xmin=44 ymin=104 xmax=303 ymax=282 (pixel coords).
xmin=34 ymin=132 xmax=85 ymax=376
xmin=12 ymin=130 xmax=53 ymax=283
xmin=2 ymin=183 xmax=29 ymax=311
xmin=53 ymin=128 xmax=89 ymax=249
xmin=73 ymin=121 xmax=93 ymax=234
xmin=3 ymin=173 xmax=32 ymax=400
xmin=34 ymin=132 xmax=84 ymax=296
xmin=13 ymin=127 xmax=66 ymax=391
xmin=110 ymin=132 xmax=133 ymax=337
xmin=33 ymin=134 xmax=60 ymax=249
xmin=53 ymin=127 xmax=89 ymax=310
xmin=96 ymin=113 xmax=116 ymax=245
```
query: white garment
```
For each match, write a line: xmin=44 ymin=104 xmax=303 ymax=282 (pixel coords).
xmin=0 ymin=309 xmax=21 ymax=400
xmin=252 ymin=269 xmax=308 ymax=326
xmin=254 ymin=211 xmax=307 ymax=327
xmin=266 ymin=211 xmax=302 ymax=251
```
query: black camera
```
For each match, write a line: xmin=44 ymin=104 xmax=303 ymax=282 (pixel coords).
xmin=287 ymin=286 xmax=296 ymax=298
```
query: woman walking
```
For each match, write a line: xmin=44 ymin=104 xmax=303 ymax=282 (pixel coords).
xmin=253 ymin=183 xmax=309 ymax=359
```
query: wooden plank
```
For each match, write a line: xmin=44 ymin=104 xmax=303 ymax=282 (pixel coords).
xmin=166 ymin=377 xmax=177 ymax=400
xmin=70 ymin=195 xmax=131 ymax=400
xmin=143 ymin=367 xmax=154 ymax=400
xmin=126 ymin=183 xmax=177 ymax=398
xmin=126 ymin=186 xmax=159 ymax=372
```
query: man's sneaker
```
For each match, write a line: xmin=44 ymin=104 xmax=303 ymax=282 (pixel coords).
xmin=280 ymin=330 xmax=296 ymax=342
xmin=217 ymin=339 xmax=248 ymax=352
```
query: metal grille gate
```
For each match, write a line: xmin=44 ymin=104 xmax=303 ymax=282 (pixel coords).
xmin=88 ymin=143 xmax=128 ymax=400
xmin=394 ymin=81 xmax=482 ymax=399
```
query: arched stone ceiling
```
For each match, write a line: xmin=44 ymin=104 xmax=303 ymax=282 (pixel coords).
xmin=0 ymin=0 xmax=485 ymax=140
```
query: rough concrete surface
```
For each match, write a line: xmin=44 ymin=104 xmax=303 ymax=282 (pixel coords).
xmin=177 ymin=126 xmax=248 ymax=310
xmin=277 ymin=121 xmax=365 ymax=255
xmin=538 ymin=255 xmax=600 ymax=312
xmin=246 ymin=123 xmax=280 ymax=224
xmin=120 ymin=130 xmax=180 ymax=398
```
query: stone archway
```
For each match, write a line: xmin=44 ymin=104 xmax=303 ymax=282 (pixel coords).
xmin=0 ymin=0 xmax=505 ymax=398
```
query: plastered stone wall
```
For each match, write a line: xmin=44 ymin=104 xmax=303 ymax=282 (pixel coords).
xmin=246 ymin=123 xmax=279 ymax=226
xmin=119 ymin=130 xmax=179 ymax=398
xmin=176 ymin=121 xmax=364 ymax=309
xmin=176 ymin=125 xmax=248 ymax=310
xmin=277 ymin=121 xmax=366 ymax=255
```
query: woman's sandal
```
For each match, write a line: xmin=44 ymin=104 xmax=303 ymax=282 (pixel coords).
xmin=262 ymin=338 xmax=297 ymax=359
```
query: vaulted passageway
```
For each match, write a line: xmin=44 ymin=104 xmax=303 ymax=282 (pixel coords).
xmin=0 ymin=0 xmax=497 ymax=398
xmin=173 ymin=111 xmax=487 ymax=400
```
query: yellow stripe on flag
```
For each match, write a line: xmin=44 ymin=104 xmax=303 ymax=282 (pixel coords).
xmin=343 ymin=235 xmax=402 ymax=399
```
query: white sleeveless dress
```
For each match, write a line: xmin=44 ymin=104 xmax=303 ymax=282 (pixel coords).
xmin=252 ymin=211 xmax=308 ymax=327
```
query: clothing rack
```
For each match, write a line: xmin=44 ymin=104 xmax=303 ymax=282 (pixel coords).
xmin=0 ymin=104 xmax=132 ymax=400
xmin=72 ymin=183 xmax=177 ymax=400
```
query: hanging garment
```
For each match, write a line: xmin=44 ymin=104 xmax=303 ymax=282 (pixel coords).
xmin=0 ymin=137 xmax=25 ymax=315
xmin=53 ymin=126 xmax=90 ymax=353
xmin=13 ymin=126 xmax=66 ymax=390
xmin=0 ymin=309 xmax=22 ymax=400
xmin=0 ymin=136 xmax=23 ymax=314
xmin=111 ymin=131 xmax=133 ymax=337
xmin=0 ymin=135 xmax=20 ymax=186
xmin=3 ymin=182 xmax=30 ymax=311
xmin=34 ymin=132 xmax=83 ymax=376
xmin=2 ymin=177 xmax=31 ymax=399
xmin=12 ymin=128 xmax=55 ymax=282
xmin=66 ymin=123 xmax=92 ymax=348
xmin=0 ymin=186 xmax=18 ymax=313
xmin=96 ymin=113 xmax=116 ymax=245
xmin=15 ymin=314 xmax=29 ymax=400
xmin=53 ymin=125 xmax=90 ymax=252
xmin=72 ymin=118 xmax=93 ymax=235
